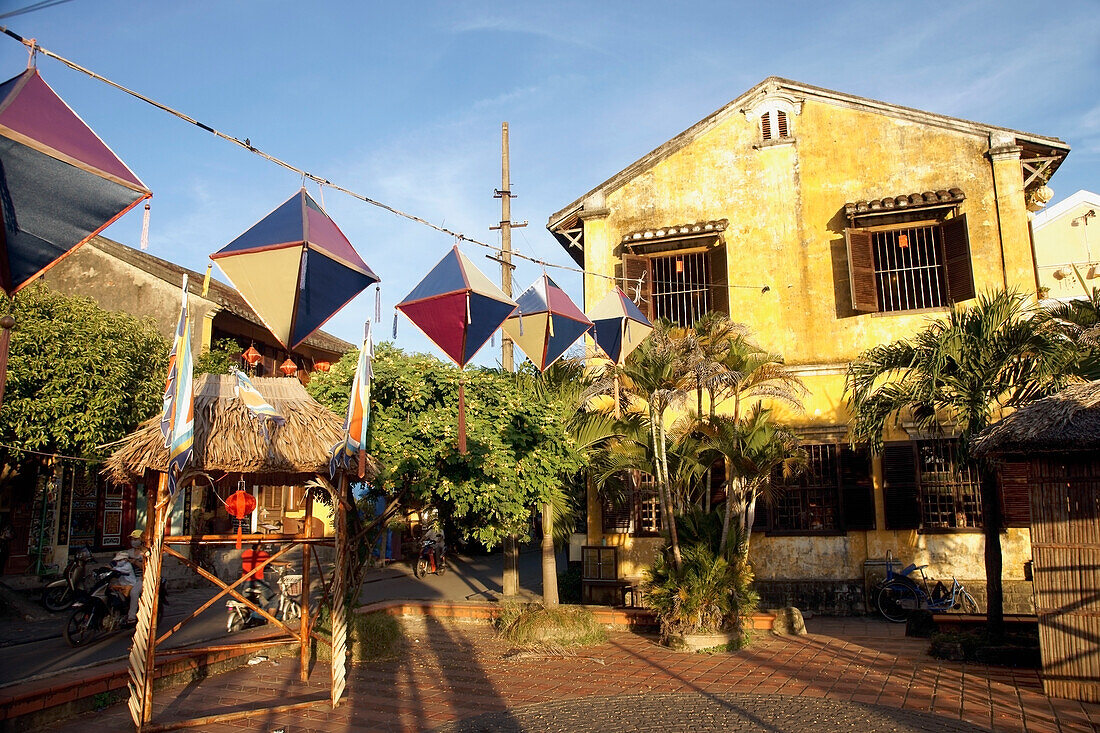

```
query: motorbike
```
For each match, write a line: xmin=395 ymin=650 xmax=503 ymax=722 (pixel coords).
xmin=42 ymin=546 xmax=96 ymax=612
xmin=63 ymin=566 xmax=131 ymax=647
xmin=414 ymin=538 xmax=447 ymax=578
xmin=226 ymin=564 xmax=303 ymax=633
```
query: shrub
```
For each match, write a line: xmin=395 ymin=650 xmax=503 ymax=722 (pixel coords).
xmin=641 ymin=542 xmax=758 ymax=641
xmin=557 ymin=565 xmax=583 ymax=604
xmin=495 ymin=603 xmax=606 ymax=648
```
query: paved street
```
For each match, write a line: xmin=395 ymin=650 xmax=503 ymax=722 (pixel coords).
xmin=0 ymin=547 xmax=548 ymax=687
xmin=55 ymin=615 xmax=1100 ymax=733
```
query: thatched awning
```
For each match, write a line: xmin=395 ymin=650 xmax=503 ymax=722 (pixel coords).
xmin=107 ymin=374 xmax=373 ymax=483
xmin=974 ymin=381 xmax=1100 ymax=457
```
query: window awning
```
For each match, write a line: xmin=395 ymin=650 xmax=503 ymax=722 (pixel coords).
xmin=621 ymin=219 xmax=728 ymax=255
xmin=845 ymin=189 xmax=965 ymax=221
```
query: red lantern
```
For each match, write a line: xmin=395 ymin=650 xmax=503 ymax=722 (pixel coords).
xmin=225 ymin=487 xmax=257 ymax=548
xmin=242 ymin=346 xmax=262 ymax=367
xmin=314 ymin=361 xmax=331 ymax=373
xmin=280 ymin=358 xmax=298 ymax=376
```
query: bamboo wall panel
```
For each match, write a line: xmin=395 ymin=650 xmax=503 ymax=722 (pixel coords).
xmin=1030 ymin=457 xmax=1100 ymax=702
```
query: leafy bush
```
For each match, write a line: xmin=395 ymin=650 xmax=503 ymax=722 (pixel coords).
xmin=641 ymin=541 xmax=758 ymax=640
xmin=496 ymin=603 xmax=606 ymax=648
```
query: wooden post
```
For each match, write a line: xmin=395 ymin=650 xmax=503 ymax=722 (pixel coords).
xmin=299 ymin=493 xmax=312 ymax=681
xmin=330 ymin=475 xmax=348 ymax=707
xmin=128 ymin=473 xmax=168 ymax=730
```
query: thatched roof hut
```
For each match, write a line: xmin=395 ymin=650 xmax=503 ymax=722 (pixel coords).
xmin=107 ymin=374 xmax=371 ymax=484
xmin=973 ymin=380 xmax=1100 ymax=456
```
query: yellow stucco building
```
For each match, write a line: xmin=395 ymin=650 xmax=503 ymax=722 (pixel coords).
xmin=1032 ymin=189 xmax=1100 ymax=303
xmin=548 ymin=78 xmax=1069 ymax=613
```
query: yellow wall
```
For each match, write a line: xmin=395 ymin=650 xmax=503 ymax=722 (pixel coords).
xmin=1033 ymin=198 xmax=1100 ymax=300
xmin=579 ymin=92 xmax=1041 ymax=583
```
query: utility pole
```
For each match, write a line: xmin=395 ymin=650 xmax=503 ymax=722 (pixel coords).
xmin=490 ymin=122 xmax=527 ymax=597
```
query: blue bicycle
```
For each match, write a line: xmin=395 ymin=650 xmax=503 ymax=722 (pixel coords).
xmin=876 ymin=551 xmax=980 ymax=623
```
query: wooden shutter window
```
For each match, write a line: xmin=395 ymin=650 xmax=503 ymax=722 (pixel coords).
xmin=882 ymin=441 xmax=921 ymax=529
xmin=777 ymin=110 xmax=789 ymax=138
xmin=620 ymin=254 xmax=653 ymax=320
xmin=707 ymin=245 xmax=729 ymax=316
xmin=845 ymin=228 xmax=879 ymax=312
xmin=840 ymin=446 xmax=876 ymax=530
xmin=941 ymin=214 xmax=975 ymax=303
xmin=998 ymin=459 xmax=1031 ymax=528
xmin=760 ymin=113 xmax=772 ymax=141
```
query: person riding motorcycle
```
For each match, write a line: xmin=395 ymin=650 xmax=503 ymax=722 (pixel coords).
xmin=124 ymin=529 xmax=147 ymax=625
xmin=109 ymin=550 xmax=138 ymax=626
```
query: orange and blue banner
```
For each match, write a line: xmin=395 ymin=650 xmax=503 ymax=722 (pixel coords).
xmin=330 ymin=322 xmax=372 ymax=478
xmin=160 ymin=276 xmax=194 ymax=501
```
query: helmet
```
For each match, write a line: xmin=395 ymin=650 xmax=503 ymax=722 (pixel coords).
xmin=129 ymin=530 xmax=144 ymax=539
xmin=113 ymin=551 xmax=130 ymax=562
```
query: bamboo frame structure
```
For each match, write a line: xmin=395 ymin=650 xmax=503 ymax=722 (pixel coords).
xmin=126 ymin=473 xmax=351 ymax=731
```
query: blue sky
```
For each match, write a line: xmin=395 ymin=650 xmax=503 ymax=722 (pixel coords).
xmin=2 ymin=0 xmax=1098 ymax=364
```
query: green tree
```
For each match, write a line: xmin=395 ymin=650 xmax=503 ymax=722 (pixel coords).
xmin=1045 ymin=286 xmax=1100 ymax=379
xmin=846 ymin=290 xmax=1080 ymax=635
xmin=308 ymin=343 xmax=585 ymax=552
xmin=0 ymin=283 xmax=168 ymax=458
xmin=193 ymin=337 xmax=241 ymax=375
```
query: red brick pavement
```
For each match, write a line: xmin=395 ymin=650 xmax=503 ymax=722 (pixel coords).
xmin=58 ymin=616 xmax=1100 ymax=733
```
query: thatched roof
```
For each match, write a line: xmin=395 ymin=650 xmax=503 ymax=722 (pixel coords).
xmin=107 ymin=374 xmax=373 ymax=482
xmin=973 ymin=381 xmax=1100 ymax=457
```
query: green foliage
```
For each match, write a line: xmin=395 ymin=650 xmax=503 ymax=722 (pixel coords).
xmin=1044 ymin=285 xmax=1100 ymax=380
xmin=495 ymin=602 xmax=606 ymax=647
xmin=557 ymin=565 xmax=583 ymax=603
xmin=641 ymin=541 xmax=758 ymax=639
xmin=307 ymin=343 xmax=586 ymax=549
xmin=0 ymin=284 xmax=168 ymax=457
xmin=192 ymin=337 xmax=241 ymax=375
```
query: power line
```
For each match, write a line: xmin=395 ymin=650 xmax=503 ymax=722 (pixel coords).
xmin=0 ymin=26 xmax=623 ymax=284
xmin=0 ymin=0 xmax=76 ymax=21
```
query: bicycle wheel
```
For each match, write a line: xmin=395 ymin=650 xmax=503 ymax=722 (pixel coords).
xmin=64 ymin=608 xmax=97 ymax=647
xmin=282 ymin=599 xmax=301 ymax=623
xmin=956 ymin=591 xmax=979 ymax=614
xmin=877 ymin=580 xmax=920 ymax=623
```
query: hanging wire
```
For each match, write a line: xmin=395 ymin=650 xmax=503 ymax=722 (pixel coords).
xmin=0 ymin=27 xmax=772 ymax=292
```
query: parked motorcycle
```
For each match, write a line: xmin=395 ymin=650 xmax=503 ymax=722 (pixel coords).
xmin=42 ymin=546 xmax=95 ymax=612
xmin=63 ymin=565 xmax=131 ymax=647
xmin=414 ymin=538 xmax=446 ymax=577
xmin=226 ymin=564 xmax=303 ymax=633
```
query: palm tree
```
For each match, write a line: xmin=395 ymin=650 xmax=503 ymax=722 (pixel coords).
xmin=846 ymin=290 xmax=1080 ymax=635
xmin=588 ymin=323 xmax=691 ymax=570
xmin=696 ymin=406 xmax=805 ymax=557
xmin=1045 ymin=286 xmax=1100 ymax=378
xmin=528 ymin=359 xmax=622 ymax=607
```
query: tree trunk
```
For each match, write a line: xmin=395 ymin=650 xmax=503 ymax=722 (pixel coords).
xmin=502 ymin=535 xmax=519 ymax=597
xmin=742 ymin=490 xmax=758 ymax=561
xmin=658 ymin=413 xmax=683 ymax=571
xmin=719 ymin=472 xmax=744 ymax=558
xmin=541 ymin=503 xmax=558 ymax=607
xmin=979 ymin=461 xmax=1005 ymax=638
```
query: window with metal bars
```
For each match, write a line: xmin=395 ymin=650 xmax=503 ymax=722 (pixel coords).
xmin=651 ymin=251 xmax=711 ymax=327
xmin=845 ymin=215 xmax=974 ymax=313
xmin=872 ymin=225 xmax=946 ymax=311
xmin=772 ymin=444 xmax=841 ymax=533
xmin=917 ymin=440 xmax=983 ymax=529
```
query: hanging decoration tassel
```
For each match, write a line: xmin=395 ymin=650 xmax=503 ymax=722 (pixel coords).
xmin=139 ymin=202 xmax=151 ymax=250
xmin=201 ymin=263 xmax=212 ymax=297
xmin=299 ymin=249 xmax=308 ymax=291
xmin=392 ymin=312 xmax=398 ymax=339
xmin=490 ymin=332 xmax=495 ymax=348
xmin=457 ymin=378 xmax=467 ymax=454
xmin=374 ymin=286 xmax=381 ymax=323
xmin=518 ymin=312 xmax=523 ymax=336
xmin=548 ymin=314 xmax=555 ymax=338
xmin=465 ymin=293 xmax=472 ymax=324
